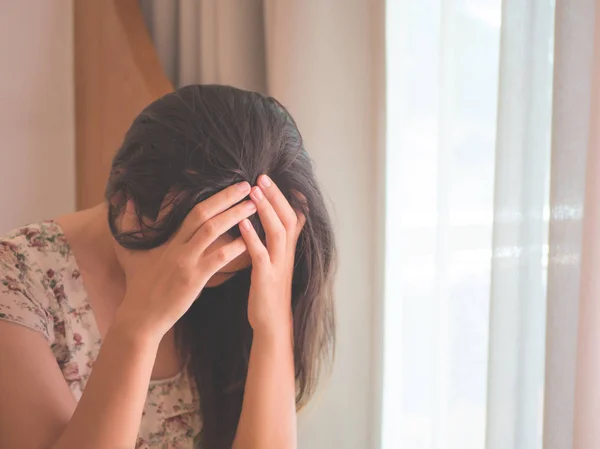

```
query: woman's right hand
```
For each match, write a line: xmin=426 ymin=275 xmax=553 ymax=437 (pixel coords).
xmin=114 ymin=181 xmax=255 ymax=337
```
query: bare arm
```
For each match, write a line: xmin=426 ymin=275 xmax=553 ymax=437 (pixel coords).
xmin=52 ymin=315 xmax=161 ymax=449
xmin=233 ymin=328 xmax=297 ymax=449
xmin=0 ymin=318 xmax=159 ymax=449
xmin=0 ymin=322 xmax=76 ymax=449
xmin=232 ymin=177 xmax=306 ymax=449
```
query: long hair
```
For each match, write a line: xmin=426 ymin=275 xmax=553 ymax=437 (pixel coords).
xmin=105 ymin=85 xmax=336 ymax=449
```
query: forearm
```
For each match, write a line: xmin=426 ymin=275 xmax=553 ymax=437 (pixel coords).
xmin=233 ymin=327 xmax=297 ymax=449
xmin=52 ymin=316 xmax=161 ymax=449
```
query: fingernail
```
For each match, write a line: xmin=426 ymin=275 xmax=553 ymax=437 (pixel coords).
xmin=259 ymin=175 xmax=272 ymax=188
xmin=237 ymin=181 xmax=250 ymax=191
xmin=247 ymin=201 xmax=257 ymax=212
xmin=252 ymin=186 xmax=264 ymax=200
xmin=240 ymin=219 xmax=251 ymax=230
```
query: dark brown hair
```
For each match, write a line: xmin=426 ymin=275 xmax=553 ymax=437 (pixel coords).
xmin=105 ymin=85 xmax=336 ymax=449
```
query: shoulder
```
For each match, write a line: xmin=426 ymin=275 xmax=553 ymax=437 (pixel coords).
xmin=0 ymin=221 xmax=72 ymax=343
xmin=1 ymin=221 xmax=71 ymax=260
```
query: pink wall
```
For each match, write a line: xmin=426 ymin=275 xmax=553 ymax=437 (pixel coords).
xmin=0 ymin=1 xmax=75 ymax=233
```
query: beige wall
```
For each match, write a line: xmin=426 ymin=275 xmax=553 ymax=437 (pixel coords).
xmin=265 ymin=2 xmax=385 ymax=448
xmin=0 ymin=1 xmax=75 ymax=234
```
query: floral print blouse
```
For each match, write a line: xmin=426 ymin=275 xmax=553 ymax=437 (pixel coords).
xmin=0 ymin=221 xmax=202 ymax=448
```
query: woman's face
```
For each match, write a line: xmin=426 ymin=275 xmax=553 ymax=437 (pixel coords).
xmin=203 ymin=232 xmax=251 ymax=287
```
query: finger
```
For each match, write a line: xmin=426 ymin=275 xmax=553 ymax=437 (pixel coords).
xmin=295 ymin=211 xmax=307 ymax=239
xmin=174 ymin=181 xmax=251 ymax=244
xmin=187 ymin=200 xmax=257 ymax=256
xmin=257 ymin=175 xmax=298 ymax=231
xmin=202 ymin=237 xmax=248 ymax=275
xmin=239 ymin=219 xmax=270 ymax=267
xmin=291 ymin=190 xmax=308 ymax=239
xmin=250 ymin=186 xmax=286 ymax=260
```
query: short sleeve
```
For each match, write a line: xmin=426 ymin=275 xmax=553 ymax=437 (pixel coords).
xmin=0 ymin=239 xmax=54 ymax=343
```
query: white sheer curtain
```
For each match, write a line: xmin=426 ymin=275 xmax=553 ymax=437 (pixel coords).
xmin=384 ymin=1 xmax=502 ymax=447
xmin=486 ymin=1 xmax=553 ymax=448
xmin=384 ymin=1 xmax=600 ymax=449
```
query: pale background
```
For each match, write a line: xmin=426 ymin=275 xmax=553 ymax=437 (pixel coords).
xmin=0 ymin=1 xmax=75 ymax=233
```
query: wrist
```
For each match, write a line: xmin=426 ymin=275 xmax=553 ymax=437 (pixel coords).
xmin=112 ymin=302 xmax=166 ymax=346
xmin=252 ymin=322 xmax=294 ymax=348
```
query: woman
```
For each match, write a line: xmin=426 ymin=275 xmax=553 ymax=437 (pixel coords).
xmin=0 ymin=85 xmax=336 ymax=449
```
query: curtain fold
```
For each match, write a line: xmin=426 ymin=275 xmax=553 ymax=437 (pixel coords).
xmin=543 ymin=1 xmax=597 ymax=448
xmin=485 ymin=1 xmax=554 ymax=448
xmin=569 ymin=1 xmax=600 ymax=449
xmin=488 ymin=2 xmax=600 ymax=449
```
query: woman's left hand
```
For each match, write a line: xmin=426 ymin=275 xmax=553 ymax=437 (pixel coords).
xmin=239 ymin=175 xmax=305 ymax=338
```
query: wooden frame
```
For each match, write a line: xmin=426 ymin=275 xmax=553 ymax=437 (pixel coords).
xmin=74 ymin=0 xmax=172 ymax=209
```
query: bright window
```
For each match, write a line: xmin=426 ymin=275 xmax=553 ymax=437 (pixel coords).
xmin=382 ymin=1 xmax=502 ymax=448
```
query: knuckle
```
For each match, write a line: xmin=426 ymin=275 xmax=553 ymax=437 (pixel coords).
xmin=282 ymin=213 xmax=298 ymax=229
xmin=255 ymin=249 xmax=270 ymax=264
xmin=179 ymin=269 xmax=193 ymax=284
xmin=215 ymin=248 xmax=229 ymax=264
xmin=201 ymin=219 xmax=217 ymax=238
xmin=272 ymin=225 xmax=286 ymax=240
xmin=191 ymin=205 xmax=210 ymax=224
xmin=175 ymin=253 xmax=193 ymax=270
xmin=174 ymin=262 xmax=194 ymax=283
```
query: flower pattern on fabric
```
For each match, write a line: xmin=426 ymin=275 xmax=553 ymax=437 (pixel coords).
xmin=0 ymin=221 xmax=202 ymax=448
